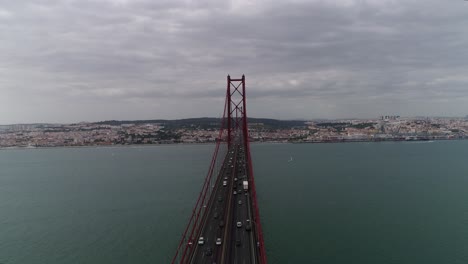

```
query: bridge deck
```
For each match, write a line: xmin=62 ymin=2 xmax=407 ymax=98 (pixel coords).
xmin=189 ymin=142 xmax=259 ymax=263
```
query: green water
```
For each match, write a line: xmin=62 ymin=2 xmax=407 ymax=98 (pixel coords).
xmin=1 ymin=141 xmax=468 ymax=263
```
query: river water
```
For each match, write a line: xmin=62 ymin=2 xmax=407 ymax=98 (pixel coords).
xmin=1 ymin=141 xmax=468 ymax=263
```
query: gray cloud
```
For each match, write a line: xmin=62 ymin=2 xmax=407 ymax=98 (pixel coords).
xmin=1 ymin=0 xmax=468 ymax=123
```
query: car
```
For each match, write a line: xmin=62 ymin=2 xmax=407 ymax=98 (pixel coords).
xmin=235 ymin=239 xmax=241 ymax=247
xmin=223 ymin=181 xmax=227 ymax=187
xmin=219 ymin=220 xmax=225 ymax=228
xmin=236 ymin=221 xmax=242 ymax=228
xmin=233 ymin=191 xmax=237 ymax=195
xmin=205 ymin=247 xmax=213 ymax=256
xmin=224 ymin=177 xmax=228 ymax=180
xmin=238 ymin=200 xmax=242 ymax=205
xmin=234 ymin=177 xmax=238 ymax=181
xmin=198 ymin=237 xmax=204 ymax=245
xmin=216 ymin=238 xmax=222 ymax=245
xmin=246 ymin=220 xmax=252 ymax=231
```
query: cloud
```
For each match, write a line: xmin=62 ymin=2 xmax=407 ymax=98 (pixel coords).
xmin=1 ymin=0 xmax=468 ymax=123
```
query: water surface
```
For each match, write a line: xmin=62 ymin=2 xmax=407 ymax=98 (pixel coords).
xmin=1 ymin=141 xmax=467 ymax=263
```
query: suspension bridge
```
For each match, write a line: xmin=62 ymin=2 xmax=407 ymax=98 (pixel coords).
xmin=171 ymin=75 xmax=267 ymax=264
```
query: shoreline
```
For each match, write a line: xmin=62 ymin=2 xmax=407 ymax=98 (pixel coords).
xmin=291 ymin=137 xmax=459 ymax=144
xmin=0 ymin=142 xmax=217 ymax=151
xmin=0 ymin=137 xmax=463 ymax=150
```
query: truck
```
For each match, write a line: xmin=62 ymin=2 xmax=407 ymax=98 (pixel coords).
xmin=243 ymin=180 xmax=248 ymax=191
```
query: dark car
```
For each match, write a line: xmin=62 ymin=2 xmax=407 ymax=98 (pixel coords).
xmin=235 ymin=239 xmax=241 ymax=247
xmin=219 ymin=220 xmax=225 ymax=228
xmin=245 ymin=223 xmax=252 ymax=231
xmin=205 ymin=247 xmax=213 ymax=256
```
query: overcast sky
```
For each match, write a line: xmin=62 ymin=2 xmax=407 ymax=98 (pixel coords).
xmin=1 ymin=0 xmax=468 ymax=124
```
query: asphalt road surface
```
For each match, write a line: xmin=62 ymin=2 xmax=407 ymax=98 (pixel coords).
xmin=190 ymin=141 xmax=259 ymax=264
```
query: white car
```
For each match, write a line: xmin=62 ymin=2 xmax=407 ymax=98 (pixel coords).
xmin=237 ymin=221 xmax=242 ymax=228
xmin=198 ymin=237 xmax=204 ymax=245
xmin=216 ymin=238 xmax=222 ymax=245
xmin=233 ymin=191 xmax=237 ymax=195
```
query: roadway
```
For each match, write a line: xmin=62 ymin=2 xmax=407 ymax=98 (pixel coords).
xmin=189 ymin=140 xmax=259 ymax=263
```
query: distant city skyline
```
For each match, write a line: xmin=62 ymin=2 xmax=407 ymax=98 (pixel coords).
xmin=2 ymin=0 xmax=468 ymax=124
xmin=2 ymin=116 xmax=467 ymax=148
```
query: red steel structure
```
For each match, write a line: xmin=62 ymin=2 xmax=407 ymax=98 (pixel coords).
xmin=171 ymin=75 xmax=267 ymax=263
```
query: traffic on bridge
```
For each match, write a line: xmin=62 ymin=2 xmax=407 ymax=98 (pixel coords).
xmin=191 ymin=140 xmax=257 ymax=263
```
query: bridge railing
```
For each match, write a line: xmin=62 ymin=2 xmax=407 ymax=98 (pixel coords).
xmin=245 ymin=131 xmax=268 ymax=264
